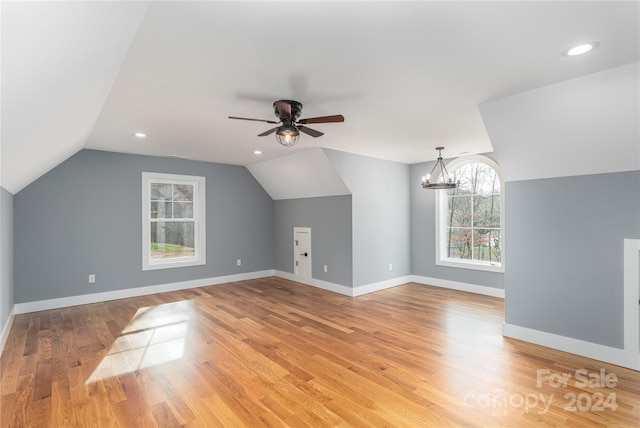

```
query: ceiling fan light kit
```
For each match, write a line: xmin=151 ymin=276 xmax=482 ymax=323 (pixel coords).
xmin=275 ymin=124 xmax=300 ymax=147
xmin=421 ymin=147 xmax=459 ymax=190
xmin=229 ymin=99 xmax=344 ymax=147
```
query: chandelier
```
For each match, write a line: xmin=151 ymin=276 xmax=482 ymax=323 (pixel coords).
xmin=421 ymin=147 xmax=458 ymax=190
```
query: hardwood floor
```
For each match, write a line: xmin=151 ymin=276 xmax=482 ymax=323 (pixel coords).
xmin=1 ymin=277 xmax=638 ymax=427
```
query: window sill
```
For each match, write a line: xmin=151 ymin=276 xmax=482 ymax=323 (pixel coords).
xmin=436 ymin=258 xmax=504 ymax=273
xmin=143 ymin=257 xmax=205 ymax=271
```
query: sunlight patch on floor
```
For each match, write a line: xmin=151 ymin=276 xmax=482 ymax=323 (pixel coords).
xmin=86 ymin=300 xmax=194 ymax=384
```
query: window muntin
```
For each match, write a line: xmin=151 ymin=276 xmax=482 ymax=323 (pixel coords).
xmin=436 ymin=156 xmax=504 ymax=272
xmin=142 ymin=173 xmax=205 ymax=270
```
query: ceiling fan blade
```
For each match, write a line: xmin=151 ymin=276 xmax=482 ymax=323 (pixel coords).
xmin=258 ymin=127 xmax=279 ymax=137
xmin=274 ymin=100 xmax=292 ymax=119
xmin=229 ymin=116 xmax=279 ymax=124
xmin=298 ymin=126 xmax=324 ymax=138
xmin=297 ymin=114 xmax=344 ymax=124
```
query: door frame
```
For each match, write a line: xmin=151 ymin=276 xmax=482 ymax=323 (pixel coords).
xmin=623 ymin=239 xmax=640 ymax=368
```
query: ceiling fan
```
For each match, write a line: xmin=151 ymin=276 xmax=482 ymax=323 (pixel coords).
xmin=229 ymin=100 xmax=344 ymax=147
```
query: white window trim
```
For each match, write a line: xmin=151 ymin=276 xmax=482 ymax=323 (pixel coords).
xmin=435 ymin=155 xmax=505 ymax=273
xmin=142 ymin=172 xmax=206 ymax=271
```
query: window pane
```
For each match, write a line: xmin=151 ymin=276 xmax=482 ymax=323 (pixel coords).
xmin=151 ymin=183 xmax=172 ymax=201
xmin=151 ymin=201 xmax=172 ymax=219
xmin=450 ymin=164 xmax=475 ymax=195
xmin=473 ymin=229 xmax=501 ymax=263
xmin=447 ymin=195 xmax=472 ymax=227
xmin=173 ymin=184 xmax=194 ymax=202
xmin=446 ymin=228 xmax=472 ymax=260
xmin=173 ymin=202 xmax=193 ymax=219
xmin=150 ymin=221 xmax=195 ymax=259
xmin=474 ymin=163 xmax=500 ymax=196
xmin=473 ymin=194 xmax=500 ymax=228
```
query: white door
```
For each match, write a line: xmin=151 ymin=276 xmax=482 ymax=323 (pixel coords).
xmin=294 ymin=227 xmax=311 ymax=278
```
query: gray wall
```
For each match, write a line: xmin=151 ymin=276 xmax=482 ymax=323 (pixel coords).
xmin=14 ymin=149 xmax=274 ymax=303
xmin=324 ymin=149 xmax=411 ymax=287
xmin=504 ymin=171 xmax=640 ymax=348
xmin=273 ymin=195 xmax=352 ymax=286
xmin=410 ymin=160 xmax=505 ymax=289
xmin=1 ymin=187 xmax=14 ymax=334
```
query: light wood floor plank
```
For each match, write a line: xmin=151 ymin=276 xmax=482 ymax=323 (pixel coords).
xmin=1 ymin=278 xmax=638 ymax=427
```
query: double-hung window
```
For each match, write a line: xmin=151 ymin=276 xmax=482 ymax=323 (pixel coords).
xmin=142 ymin=172 xmax=206 ymax=270
xmin=436 ymin=155 xmax=504 ymax=272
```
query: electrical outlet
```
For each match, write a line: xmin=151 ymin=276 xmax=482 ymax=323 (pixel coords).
xmin=88 ymin=274 xmax=96 ymax=283
xmin=389 ymin=264 xmax=393 ymax=271
xmin=236 ymin=259 xmax=241 ymax=266
xmin=323 ymin=265 xmax=328 ymax=272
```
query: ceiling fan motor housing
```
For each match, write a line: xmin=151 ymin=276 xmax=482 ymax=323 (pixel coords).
xmin=274 ymin=100 xmax=303 ymax=121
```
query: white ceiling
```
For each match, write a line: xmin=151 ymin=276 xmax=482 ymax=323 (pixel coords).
xmin=2 ymin=1 xmax=639 ymax=193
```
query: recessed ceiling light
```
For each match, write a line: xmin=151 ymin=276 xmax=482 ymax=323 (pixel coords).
xmin=564 ymin=42 xmax=599 ymax=57
xmin=254 ymin=150 xmax=262 ymax=155
xmin=133 ymin=132 xmax=147 ymax=138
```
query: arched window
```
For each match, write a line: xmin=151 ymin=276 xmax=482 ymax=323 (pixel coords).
xmin=436 ymin=155 xmax=504 ymax=272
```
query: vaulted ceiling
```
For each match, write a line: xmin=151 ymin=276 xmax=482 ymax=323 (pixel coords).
xmin=2 ymin=1 xmax=638 ymax=193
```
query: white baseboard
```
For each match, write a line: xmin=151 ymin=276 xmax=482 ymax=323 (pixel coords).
xmin=274 ymin=270 xmax=356 ymax=296
xmin=13 ymin=270 xmax=275 ymax=314
xmin=274 ymin=270 xmax=415 ymax=297
xmin=0 ymin=308 xmax=15 ymax=353
xmin=352 ymin=276 xmax=413 ymax=296
xmin=272 ymin=272 xmax=500 ymax=299
xmin=409 ymin=275 xmax=505 ymax=298
xmin=503 ymin=322 xmax=640 ymax=371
